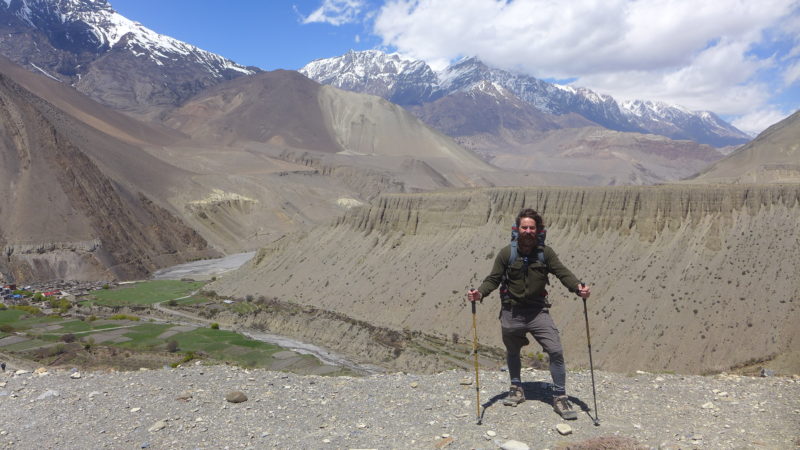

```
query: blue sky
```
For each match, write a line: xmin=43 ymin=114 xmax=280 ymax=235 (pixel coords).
xmin=110 ymin=0 xmax=800 ymax=135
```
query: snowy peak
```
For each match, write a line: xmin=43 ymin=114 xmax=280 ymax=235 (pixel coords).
xmin=3 ymin=0 xmax=251 ymax=76
xmin=301 ymin=50 xmax=750 ymax=147
xmin=0 ymin=0 xmax=256 ymax=116
xmin=301 ymin=50 xmax=440 ymax=105
xmin=620 ymin=100 xmax=750 ymax=145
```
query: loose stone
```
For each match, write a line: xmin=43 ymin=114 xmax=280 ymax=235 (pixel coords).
xmin=225 ymin=391 xmax=248 ymax=403
xmin=556 ymin=424 xmax=573 ymax=435
xmin=500 ymin=440 xmax=530 ymax=450
xmin=148 ymin=421 xmax=167 ymax=432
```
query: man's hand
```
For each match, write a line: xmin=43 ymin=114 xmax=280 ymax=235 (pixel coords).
xmin=467 ymin=289 xmax=482 ymax=302
xmin=577 ymin=283 xmax=591 ymax=298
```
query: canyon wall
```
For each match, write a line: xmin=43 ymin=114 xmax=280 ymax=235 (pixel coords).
xmin=211 ymin=184 xmax=800 ymax=375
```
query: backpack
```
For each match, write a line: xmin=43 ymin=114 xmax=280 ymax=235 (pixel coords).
xmin=499 ymin=222 xmax=548 ymax=301
xmin=508 ymin=223 xmax=547 ymax=267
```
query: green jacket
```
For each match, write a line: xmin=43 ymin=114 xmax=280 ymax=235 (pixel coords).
xmin=477 ymin=244 xmax=580 ymax=306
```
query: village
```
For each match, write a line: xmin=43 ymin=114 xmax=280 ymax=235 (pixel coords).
xmin=1 ymin=280 xmax=115 ymax=309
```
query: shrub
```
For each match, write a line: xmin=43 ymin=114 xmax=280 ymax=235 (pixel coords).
xmin=10 ymin=305 xmax=42 ymax=315
xmin=167 ymin=299 xmax=178 ymax=307
xmin=61 ymin=333 xmax=76 ymax=343
xmin=0 ymin=324 xmax=14 ymax=333
xmin=109 ymin=314 xmax=140 ymax=321
xmin=102 ymin=284 xmax=110 ymax=289
xmin=49 ymin=298 xmax=71 ymax=312
xmin=87 ymin=315 xmax=98 ymax=321
xmin=32 ymin=293 xmax=45 ymax=301
xmin=170 ymin=351 xmax=197 ymax=368
xmin=210 ymin=323 xmax=220 ymax=330
xmin=83 ymin=337 xmax=94 ymax=350
xmin=166 ymin=339 xmax=179 ymax=352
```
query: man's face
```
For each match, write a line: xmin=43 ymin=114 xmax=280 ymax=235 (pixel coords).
xmin=518 ymin=217 xmax=537 ymax=245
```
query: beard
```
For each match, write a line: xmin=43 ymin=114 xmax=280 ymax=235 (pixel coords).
xmin=518 ymin=233 xmax=536 ymax=247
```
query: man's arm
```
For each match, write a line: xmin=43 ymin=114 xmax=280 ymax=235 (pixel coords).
xmin=467 ymin=246 xmax=508 ymax=302
xmin=544 ymin=247 xmax=581 ymax=293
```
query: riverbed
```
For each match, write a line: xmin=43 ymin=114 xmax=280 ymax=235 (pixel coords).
xmin=152 ymin=252 xmax=256 ymax=280
xmin=151 ymin=252 xmax=380 ymax=375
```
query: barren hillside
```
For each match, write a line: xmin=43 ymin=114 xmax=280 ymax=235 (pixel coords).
xmin=210 ymin=184 xmax=800 ymax=376
xmin=690 ymin=109 xmax=800 ymax=184
xmin=0 ymin=69 xmax=214 ymax=283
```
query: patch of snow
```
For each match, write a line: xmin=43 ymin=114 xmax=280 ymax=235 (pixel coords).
xmin=336 ymin=198 xmax=364 ymax=209
xmin=29 ymin=62 xmax=61 ymax=82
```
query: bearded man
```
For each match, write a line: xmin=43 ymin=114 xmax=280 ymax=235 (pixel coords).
xmin=467 ymin=208 xmax=591 ymax=420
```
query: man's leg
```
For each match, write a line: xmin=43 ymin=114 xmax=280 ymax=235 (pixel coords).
xmin=500 ymin=309 xmax=529 ymax=406
xmin=500 ymin=309 xmax=531 ymax=384
xmin=530 ymin=310 xmax=576 ymax=419
xmin=502 ymin=331 xmax=526 ymax=385
xmin=529 ymin=310 xmax=565 ymax=394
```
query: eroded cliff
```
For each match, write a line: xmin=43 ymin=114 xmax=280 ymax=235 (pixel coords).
xmin=211 ymin=184 xmax=800 ymax=375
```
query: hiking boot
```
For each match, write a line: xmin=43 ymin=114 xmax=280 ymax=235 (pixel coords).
xmin=553 ymin=395 xmax=577 ymax=420
xmin=503 ymin=385 xmax=525 ymax=406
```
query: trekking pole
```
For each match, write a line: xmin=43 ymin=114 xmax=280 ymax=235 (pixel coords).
xmin=580 ymin=283 xmax=600 ymax=426
xmin=470 ymin=299 xmax=482 ymax=425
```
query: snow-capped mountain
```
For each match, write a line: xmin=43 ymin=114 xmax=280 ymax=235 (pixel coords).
xmin=301 ymin=49 xmax=440 ymax=106
xmin=301 ymin=51 xmax=751 ymax=147
xmin=0 ymin=0 xmax=256 ymax=116
xmin=620 ymin=100 xmax=748 ymax=147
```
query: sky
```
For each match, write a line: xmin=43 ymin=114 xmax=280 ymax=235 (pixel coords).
xmin=109 ymin=0 xmax=800 ymax=136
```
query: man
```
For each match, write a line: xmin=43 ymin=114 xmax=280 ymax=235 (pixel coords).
xmin=467 ymin=208 xmax=591 ymax=420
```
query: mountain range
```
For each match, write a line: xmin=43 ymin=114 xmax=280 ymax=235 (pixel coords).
xmin=301 ymin=50 xmax=752 ymax=148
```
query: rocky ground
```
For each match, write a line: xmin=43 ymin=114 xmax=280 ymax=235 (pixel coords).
xmin=0 ymin=363 xmax=797 ymax=449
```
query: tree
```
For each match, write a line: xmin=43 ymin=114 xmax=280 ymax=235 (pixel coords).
xmin=166 ymin=340 xmax=179 ymax=352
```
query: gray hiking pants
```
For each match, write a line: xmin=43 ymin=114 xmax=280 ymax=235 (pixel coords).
xmin=500 ymin=305 xmax=566 ymax=396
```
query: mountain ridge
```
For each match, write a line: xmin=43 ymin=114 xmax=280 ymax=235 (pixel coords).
xmin=0 ymin=0 xmax=256 ymax=118
xmin=301 ymin=50 xmax=751 ymax=148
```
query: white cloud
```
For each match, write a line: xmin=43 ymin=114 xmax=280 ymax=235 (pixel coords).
xmin=372 ymin=0 xmax=799 ymax=131
xmin=302 ymin=0 xmax=365 ymax=26
xmin=732 ymin=108 xmax=792 ymax=136
xmin=784 ymin=60 xmax=800 ymax=86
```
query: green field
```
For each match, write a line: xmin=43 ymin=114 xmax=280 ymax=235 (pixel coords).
xmin=87 ymin=280 xmax=205 ymax=306
xmin=0 ymin=309 xmax=61 ymax=329
xmin=113 ymin=324 xmax=295 ymax=368
xmin=172 ymin=295 xmax=211 ymax=306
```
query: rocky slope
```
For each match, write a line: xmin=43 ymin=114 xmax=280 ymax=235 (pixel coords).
xmin=0 ymin=65 xmax=215 ymax=283
xmin=690 ymin=109 xmax=800 ymax=184
xmin=210 ymin=184 xmax=800 ymax=376
xmin=164 ymin=69 xmax=491 ymax=178
xmin=0 ymin=364 xmax=797 ymax=449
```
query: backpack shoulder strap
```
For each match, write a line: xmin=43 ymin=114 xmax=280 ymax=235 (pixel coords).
xmin=509 ymin=240 xmax=518 ymax=266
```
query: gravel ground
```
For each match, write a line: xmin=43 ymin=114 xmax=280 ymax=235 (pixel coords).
xmin=0 ymin=364 xmax=797 ymax=449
